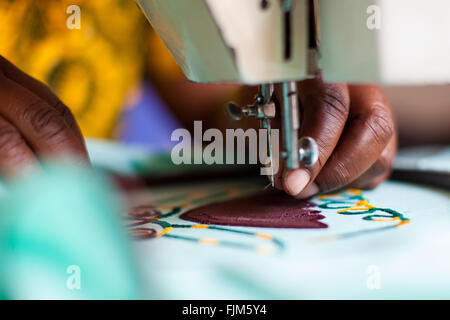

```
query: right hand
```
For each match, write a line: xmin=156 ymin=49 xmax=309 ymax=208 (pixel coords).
xmin=273 ymin=78 xmax=396 ymax=198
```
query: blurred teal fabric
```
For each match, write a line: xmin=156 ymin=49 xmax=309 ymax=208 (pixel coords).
xmin=0 ymin=163 xmax=140 ymax=299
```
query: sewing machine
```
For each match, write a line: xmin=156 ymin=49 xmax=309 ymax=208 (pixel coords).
xmin=137 ymin=0 xmax=450 ymax=184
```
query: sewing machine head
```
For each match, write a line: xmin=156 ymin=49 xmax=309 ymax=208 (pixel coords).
xmin=137 ymin=0 xmax=321 ymax=83
xmin=137 ymin=0 xmax=450 ymax=180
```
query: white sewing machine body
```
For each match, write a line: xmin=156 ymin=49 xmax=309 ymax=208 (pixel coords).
xmin=137 ymin=0 xmax=450 ymax=176
xmin=138 ymin=0 xmax=450 ymax=85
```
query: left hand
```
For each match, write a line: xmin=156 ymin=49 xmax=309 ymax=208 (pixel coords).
xmin=0 ymin=56 xmax=90 ymax=177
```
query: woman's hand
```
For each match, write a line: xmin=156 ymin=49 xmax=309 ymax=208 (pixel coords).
xmin=275 ymin=78 xmax=397 ymax=198
xmin=0 ymin=56 xmax=89 ymax=176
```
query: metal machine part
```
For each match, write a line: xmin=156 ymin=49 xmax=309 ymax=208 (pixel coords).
xmin=226 ymin=0 xmax=319 ymax=185
xmin=226 ymin=84 xmax=276 ymax=185
xmin=280 ymin=81 xmax=299 ymax=169
xmin=226 ymin=85 xmax=275 ymax=122
xmin=226 ymin=81 xmax=319 ymax=184
xmin=298 ymin=136 xmax=319 ymax=166
xmin=278 ymin=0 xmax=319 ymax=171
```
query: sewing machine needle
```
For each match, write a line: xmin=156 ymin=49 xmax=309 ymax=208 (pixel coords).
xmin=267 ymin=120 xmax=274 ymax=187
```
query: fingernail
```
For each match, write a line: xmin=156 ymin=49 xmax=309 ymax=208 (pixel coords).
xmin=296 ymin=182 xmax=320 ymax=199
xmin=283 ymin=169 xmax=310 ymax=196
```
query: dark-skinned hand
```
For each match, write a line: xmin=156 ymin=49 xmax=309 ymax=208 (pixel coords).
xmin=274 ymin=78 xmax=397 ymax=198
xmin=0 ymin=56 xmax=90 ymax=177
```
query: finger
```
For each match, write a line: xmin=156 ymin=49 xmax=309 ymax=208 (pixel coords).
xmin=0 ymin=56 xmax=84 ymax=141
xmin=0 ymin=73 xmax=89 ymax=161
xmin=360 ymin=170 xmax=390 ymax=190
xmin=0 ymin=114 xmax=39 ymax=176
xmin=349 ymin=135 xmax=397 ymax=189
xmin=282 ymin=78 xmax=350 ymax=196
xmin=298 ymin=85 xmax=395 ymax=197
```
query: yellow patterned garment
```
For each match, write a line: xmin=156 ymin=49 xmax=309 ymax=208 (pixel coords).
xmin=0 ymin=0 xmax=151 ymax=138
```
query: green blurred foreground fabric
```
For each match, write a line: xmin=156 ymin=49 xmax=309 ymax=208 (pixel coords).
xmin=0 ymin=163 xmax=139 ymax=299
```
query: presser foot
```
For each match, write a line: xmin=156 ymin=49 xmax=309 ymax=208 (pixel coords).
xmin=226 ymin=84 xmax=276 ymax=186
